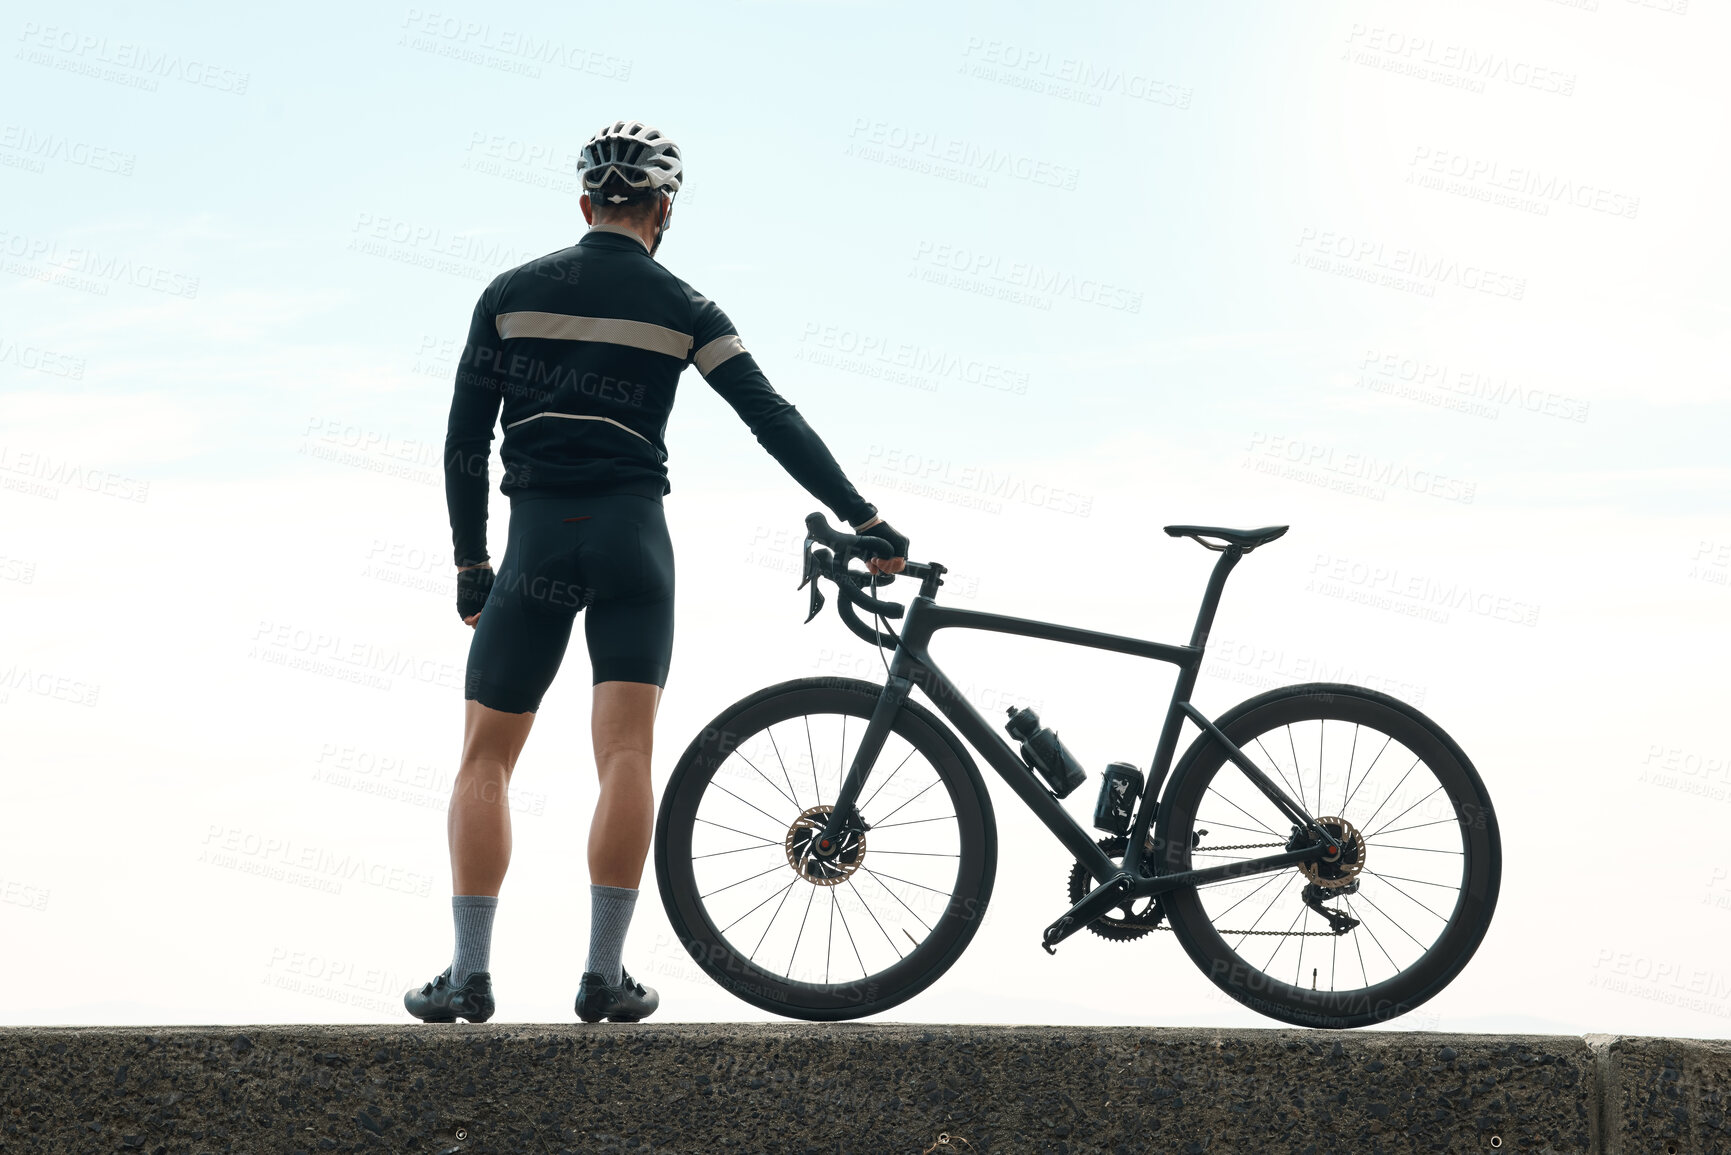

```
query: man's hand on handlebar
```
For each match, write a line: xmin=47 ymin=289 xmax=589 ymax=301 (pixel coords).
xmin=851 ymin=514 xmax=909 ymax=575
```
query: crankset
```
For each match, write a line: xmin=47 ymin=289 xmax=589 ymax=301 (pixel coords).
xmin=1065 ymin=836 xmax=1166 ymax=942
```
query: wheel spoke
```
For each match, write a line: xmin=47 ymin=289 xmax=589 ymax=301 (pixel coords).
xmin=1339 ymin=723 xmax=1360 ymax=817
xmin=693 ymin=840 xmax=783 ymax=860
xmin=1354 ymin=887 xmax=1432 ymax=951
xmin=721 ymin=875 xmax=797 ymax=936
xmin=703 ymin=862 xmax=789 ymax=902
xmin=873 ymin=775 xmax=942 ymax=826
xmin=858 ymin=745 xmax=920 ymax=813
xmin=710 ymin=780 xmax=794 ymax=834
xmin=1364 ymin=871 xmax=1452 ymax=924
xmin=1364 ymin=784 xmax=1444 ymax=841
xmin=1368 ymin=817 xmax=1458 ymax=839
xmin=765 ymin=726 xmax=801 ymax=811
xmin=1368 ymin=843 xmax=1462 ymax=855
xmin=869 ymin=814 xmax=958 ymax=831
xmin=833 ymin=887 xmax=868 ymax=979
xmin=729 ymin=750 xmax=798 ymax=810
xmin=695 ymin=816 xmax=782 ymax=844
xmin=804 ymin=715 xmax=822 ymax=808
xmin=1357 ymin=755 xmax=1422 ymax=833
xmin=1362 ymin=868 xmax=1461 ymax=891
xmin=1254 ymin=736 xmax=1306 ymax=816
xmin=845 ymin=877 xmax=904 ymax=960
xmin=1204 ymin=786 xmax=1283 ymax=837
xmin=1284 ymin=725 xmax=1307 ymax=813
xmin=1231 ymin=871 xmax=1297 ymax=953
xmin=861 ymin=868 xmax=934 ymax=934
xmin=750 ymin=877 xmax=800 ymax=962
xmin=788 ymin=883 xmax=818 ymax=973
xmin=1341 ymin=733 xmax=1394 ymax=815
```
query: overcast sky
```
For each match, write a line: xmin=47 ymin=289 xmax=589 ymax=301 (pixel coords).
xmin=3 ymin=0 xmax=1728 ymax=1037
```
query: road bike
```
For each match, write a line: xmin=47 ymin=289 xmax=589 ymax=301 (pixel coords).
xmin=653 ymin=516 xmax=1500 ymax=1026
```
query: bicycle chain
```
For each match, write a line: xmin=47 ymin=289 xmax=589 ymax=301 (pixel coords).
xmin=1175 ymin=840 xmax=1349 ymax=937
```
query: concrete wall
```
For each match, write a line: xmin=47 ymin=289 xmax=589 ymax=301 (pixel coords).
xmin=1 ymin=1026 xmax=1725 ymax=1154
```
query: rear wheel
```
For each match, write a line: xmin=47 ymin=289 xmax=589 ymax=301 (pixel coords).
xmin=1155 ymin=683 xmax=1500 ymax=1028
xmin=655 ymin=678 xmax=996 ymax=1020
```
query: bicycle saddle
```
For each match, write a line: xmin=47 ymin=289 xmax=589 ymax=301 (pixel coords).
xmin=1163 ymin=525 xmax=1289 ymax=552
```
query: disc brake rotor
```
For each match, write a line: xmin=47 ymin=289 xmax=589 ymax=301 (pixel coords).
xmin=785 ymin=804 xmax=865 ymax=886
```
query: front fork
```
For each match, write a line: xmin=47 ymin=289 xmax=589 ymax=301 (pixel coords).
xmin=810 ymin=672 xmax=913 ymax=858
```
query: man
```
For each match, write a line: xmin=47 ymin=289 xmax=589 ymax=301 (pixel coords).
xmin=404 ymin=120 xmax=907 ymax=1024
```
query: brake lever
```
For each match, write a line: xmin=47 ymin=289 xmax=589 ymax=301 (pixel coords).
xmin=801 ymin=540 xmax=830 ymax=624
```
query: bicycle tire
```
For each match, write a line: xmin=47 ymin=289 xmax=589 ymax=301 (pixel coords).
xmin=655 ymin=677 xmax=997 ymax=1020
xmin=1154 ymin=682 xmax=1500 ymax=1029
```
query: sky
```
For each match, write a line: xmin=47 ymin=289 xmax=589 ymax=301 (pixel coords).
xmin=2 ymin=0 xmax=1728 ymax=1037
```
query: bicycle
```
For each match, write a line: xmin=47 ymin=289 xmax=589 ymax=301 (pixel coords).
xmin=653 ymin=515 xmax=1500 ymax=1027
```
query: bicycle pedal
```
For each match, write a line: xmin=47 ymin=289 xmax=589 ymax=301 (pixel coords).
xmin=1041 ymin=873 xmax=1133 ymax=954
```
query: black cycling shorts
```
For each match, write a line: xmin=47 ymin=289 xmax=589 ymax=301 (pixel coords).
xmin=464 ymin=491 xmax=675 ymax=713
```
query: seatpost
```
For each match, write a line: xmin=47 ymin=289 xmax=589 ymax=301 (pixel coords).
xmin=1125 ymin=545 xmax=1243 ymax=877
xmin=1188 ymin=545 xmax=1243 ymax=648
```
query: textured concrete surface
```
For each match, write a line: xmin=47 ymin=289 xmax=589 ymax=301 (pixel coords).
xmin=0 ymin=1025 xmax=1718 ymax=1153
xmin=1590 ymin=1033 xmax=1731 ymax=1155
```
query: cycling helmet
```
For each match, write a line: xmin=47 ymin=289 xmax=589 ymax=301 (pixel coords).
xmin=577 ymin=120 xmax=682 ymax=201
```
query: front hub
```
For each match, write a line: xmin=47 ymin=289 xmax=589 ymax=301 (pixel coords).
xmin=786 ymin=805 xmax=865 ymax=885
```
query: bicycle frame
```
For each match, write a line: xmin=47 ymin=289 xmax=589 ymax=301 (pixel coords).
xmin=815 ymin=545 xmax=1338 ymax=911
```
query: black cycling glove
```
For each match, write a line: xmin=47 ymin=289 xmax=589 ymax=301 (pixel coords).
xmin=457 ymin=565 xmax=495 ymax=621
xmin=857 ymin=519 xmax=909 ymax=565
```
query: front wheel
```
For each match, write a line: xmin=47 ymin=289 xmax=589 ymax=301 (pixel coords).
xmin=1155 ymin=683 xmax=1500 ymax=1029
xmin=655 ymin=677 xmax=997 ymax=1020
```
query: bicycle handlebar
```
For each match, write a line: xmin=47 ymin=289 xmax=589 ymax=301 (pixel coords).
xmin=800 ymin=513 xmax=913 ymax=648
xmin=803 ymin=513 xmax=897 ymax=575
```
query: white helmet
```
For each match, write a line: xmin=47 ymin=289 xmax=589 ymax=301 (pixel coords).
xmin=577 ymin=120 xmax=682 ymax=202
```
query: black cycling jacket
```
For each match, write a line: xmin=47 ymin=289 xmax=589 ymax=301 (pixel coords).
xmin=443 ymin=224 xmax=877 ymax=567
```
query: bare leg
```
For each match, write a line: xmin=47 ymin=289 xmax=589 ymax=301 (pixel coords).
xmin=588 ymin=680 xmax=662 ymax=888
xmin=448 ymin=699 xmax=537 ymax=896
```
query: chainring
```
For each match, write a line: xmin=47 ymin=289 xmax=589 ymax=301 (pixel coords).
xmin=1067 ymin=835 xmax=1165 ymax=942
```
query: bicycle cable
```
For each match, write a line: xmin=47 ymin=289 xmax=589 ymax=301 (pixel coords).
xmin=869 ymin=567 xmax=898 ymax=676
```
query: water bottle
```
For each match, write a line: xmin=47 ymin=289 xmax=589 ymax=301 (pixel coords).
xmin=1004 ymin=706 xmax=1088 ymax=798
